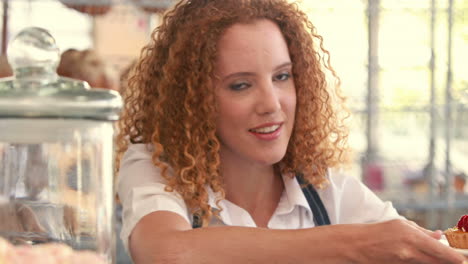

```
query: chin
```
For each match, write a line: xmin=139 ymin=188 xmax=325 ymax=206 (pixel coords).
xmin=255 ymin=150 xmax=287 ymax=166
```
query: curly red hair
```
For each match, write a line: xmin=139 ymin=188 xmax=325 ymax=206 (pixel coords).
xmin=116 ymin=0 xmax=350 ymax=223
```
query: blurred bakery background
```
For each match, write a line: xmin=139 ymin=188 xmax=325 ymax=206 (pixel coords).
xmin=1 ymin=0 xmax=468 ymax=263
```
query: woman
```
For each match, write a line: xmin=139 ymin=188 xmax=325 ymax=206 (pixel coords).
xmin=116 ymin=0 xmax=466 ymax=263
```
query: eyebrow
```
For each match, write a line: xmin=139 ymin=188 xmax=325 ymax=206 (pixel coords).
xmin=222 ymin=61 xmax=293 ymax=80
xmin=274 ymin=62 xmax=293 ymax=71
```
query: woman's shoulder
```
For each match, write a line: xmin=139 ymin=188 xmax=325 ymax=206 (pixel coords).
xmin=325 ymin=168 xmax=362 ymax=188
xmin=121 ymin=143 xmax=154 ymax=162
xmin=118 ymin=144 xmax=168 ymax=196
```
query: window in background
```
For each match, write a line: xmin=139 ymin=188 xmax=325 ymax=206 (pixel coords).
xmin=298 ymin=0 xmax=368 ymax=180
xmin=297 ymin=0 xmax=468 ymax=230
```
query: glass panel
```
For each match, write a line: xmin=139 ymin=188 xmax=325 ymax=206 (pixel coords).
xmin=0 ymin=119 xmax=115 ymax=263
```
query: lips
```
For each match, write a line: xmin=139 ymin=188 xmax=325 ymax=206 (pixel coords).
xmin=249 ymin=124 xmax=281 ymax=134
xmin=248 ymin=123 xmax=283 ymax=141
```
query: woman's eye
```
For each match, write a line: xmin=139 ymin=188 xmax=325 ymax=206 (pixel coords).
xmin=274 ymin=72 xmax=291 ymax=81
xmin=229 ymin=82 xmax=250 ymax=91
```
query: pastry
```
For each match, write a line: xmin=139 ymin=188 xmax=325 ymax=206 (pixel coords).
xmin=133 ymin=0 xmax=173 ymax=13
xmin=59 ymin=0 xmax=112 ymax=16
xmin=0 ymin=237 xmax=107 ymax=264
xmin=445 ymin=215 xmax=468 ymax=249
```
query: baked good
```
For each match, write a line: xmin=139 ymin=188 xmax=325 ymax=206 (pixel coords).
xmin=0 ymin=237 xmax=107 ymax=264
xmin=444 ymin=214 xmax=468 ymax=249
xmin=57 ymin=49 xmax=117 ymax=90
xmin=56 ymin=49 xmax=80 ymax=78
xmin=0 ymin=202 xmax=46 ymax=244
xmin=78 ymin=49 xmax=114 ymax=90
xmin=133 ymin=0 xmax=172 ymax=13
xmin=59 ymin=0 xmax=112 ymax=16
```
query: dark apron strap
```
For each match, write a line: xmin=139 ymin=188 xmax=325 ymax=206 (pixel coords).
xmin=192 ymin=211 xmax=202 ymax=228
xmin=192 ymin=173 xmax=331 ymax=228
xmin=296 ymin=174 xmax=331 ymax=226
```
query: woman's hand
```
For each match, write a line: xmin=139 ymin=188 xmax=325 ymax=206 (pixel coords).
xmin=349 ymin=219 xmax=466 ymax=264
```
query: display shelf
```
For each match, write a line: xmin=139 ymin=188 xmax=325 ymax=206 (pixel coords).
xmin=7 ymin=0 xmax=175 ymax=8
xmin=393 ymin=198 xmax=468 ymax=211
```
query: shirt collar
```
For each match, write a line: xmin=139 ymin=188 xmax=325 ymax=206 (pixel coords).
xmin=207 ymin=186 xmax=222 ymax=210
xmin=206 ymin=173 xmax=312 ymax=222
xmin=275 ymin=173 xmax=311 ymax=215
xmin=206 ymin=187 xmax=234 ymax=225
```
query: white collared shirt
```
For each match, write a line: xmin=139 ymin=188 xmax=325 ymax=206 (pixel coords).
xmin=118 ymin=144 xmax=402 ymax=251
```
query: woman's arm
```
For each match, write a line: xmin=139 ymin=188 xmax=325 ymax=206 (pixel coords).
xmin=129 ymin=211 xmax=465 ymax=264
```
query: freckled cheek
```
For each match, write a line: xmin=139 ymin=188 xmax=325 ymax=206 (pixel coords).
xmin=216 ymin=100 xmax=247 ymax=131
xmin=283 ymin=91 xmax=297 ymax=118
xmin=289 ymin=93 xmax=297 ymax=109
xmin=218 ymin=99 xmax=240 ymax=119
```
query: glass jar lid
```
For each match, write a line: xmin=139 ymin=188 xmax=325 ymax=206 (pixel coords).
xmin=0 ymin=27 xmax=122 ymax=121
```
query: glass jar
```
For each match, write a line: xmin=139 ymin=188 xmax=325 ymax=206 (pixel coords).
xmin=0 ymin=27 xmax=122 ymax=263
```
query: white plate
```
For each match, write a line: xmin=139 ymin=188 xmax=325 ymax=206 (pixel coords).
xmin=440 ymin=236 xmax=468 ymax=256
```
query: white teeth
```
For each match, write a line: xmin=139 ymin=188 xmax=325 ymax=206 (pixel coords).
xmin=250 ymin=125 xmax=280 ymax=134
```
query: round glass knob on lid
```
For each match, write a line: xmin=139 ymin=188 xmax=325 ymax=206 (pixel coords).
xmin=8 ymin=27 xmax=59 ymax=79
xmin=0 ymin=27 xmax=122 ymax=121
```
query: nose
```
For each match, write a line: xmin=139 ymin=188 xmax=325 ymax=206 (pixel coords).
xmin=255 ymin=80 xmax=281 ymax=115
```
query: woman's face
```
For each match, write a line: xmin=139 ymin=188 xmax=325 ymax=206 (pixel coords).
xmin=214 ymin=19 xmax=296 ymax=168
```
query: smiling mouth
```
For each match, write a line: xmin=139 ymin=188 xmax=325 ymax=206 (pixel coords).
xmin=249 ymin=124 xmax=281 ymax=134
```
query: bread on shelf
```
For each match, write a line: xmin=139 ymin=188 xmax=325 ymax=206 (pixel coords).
xmin=132 ymin=0 xmax=174 ymax=13
xmin=59 ymin=0 xmax=112 ymax=16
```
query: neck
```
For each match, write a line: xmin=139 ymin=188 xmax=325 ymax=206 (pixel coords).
xmin=220 ymin=154 xmax=284 ymax=227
